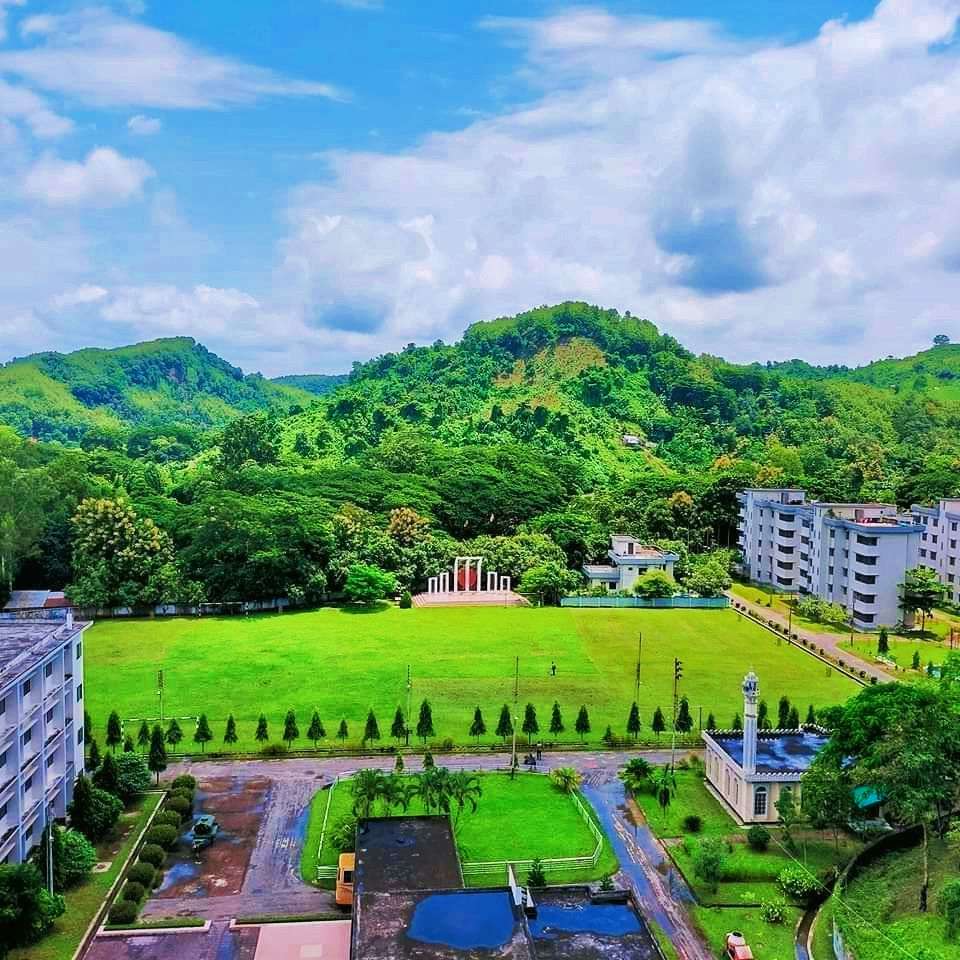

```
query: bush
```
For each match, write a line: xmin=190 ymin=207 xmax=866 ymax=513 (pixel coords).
xmin=527 ymin=859 xmax=547 ymax=888
xmin=164 ymin=796 xmax=192 ymax=821
xmin=154 ymin=810 xmax=183 ymax=829
xmin=778 ymin=865 xmax=820 ymax=902
xmin=941 ymin=878 xmax=960 ymax=937
xmin=107 ymin=900 xmax=138 ymax=925
xmin=747 ymin=825 xmax=771 ymax=851
xmin=168 ymin=786 xmax=194 ymax=802
xmin=138 ymin=844 xmax=165 ymax=868
xmin=682 ymin=815 xmax=703 ymax=833
xmin=760 ymin=895 xmax=788 ymax=924
xmin=329 ymin=814 xmax=358 ymax=853
xmin=126 ymin=863 xmax=155 ymax=888
xmin=144 ymin=825 xmax=179 ymax=851
xmin=399 ymin=591 xmax=412 ymax=609
xmin=170 ymin=774 xmax=197 ymax=791
xmin=120 ymin=881 xmax=145 ymax=903
xmin=262 ymin=743 xmax=289 ymax=757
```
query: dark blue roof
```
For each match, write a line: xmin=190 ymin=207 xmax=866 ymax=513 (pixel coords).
xmin=712 ymin=731 xmax=829 ymax=774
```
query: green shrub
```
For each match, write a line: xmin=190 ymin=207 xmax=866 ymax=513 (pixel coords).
xmin=164 ymin=796 xmax=192 ymax=821
xmin=330 ymin=814 xmax=358 ymax=853
xmin=154 ymin=810 xmax=183 ymax=829
xmin=682 ymin=815 xmax=702 ymax=833
xmin=168 ymin=787 xmax=194 ymax=802
xmin=138 ymin=843 xmax=166 ymax=868
xmin=152 ymin=869 xmax=164 ymax=888
xmin=760 ymin=895 xmax=788 ymax=924
xmin=778 ymin=865 xmax=820 ymax=902
xmin=262 ymin=743 xmax=289 ymax=757
xmin=126 ymin=863 xmax=155 ymax=887
xmin=527 ymin=859 xmax=546 ymax=888
xmin=144 ymin=825 xmax=179 ymax=851
xmin=121 ymin=881 xmax=145 ymax=903
xmin=170 ymin=774 xmax=197 ymax=791
xmin=747 ymin=825 xmax=771 ymax=851
xmin=108 ymin=900 xmax=138 ymax=925
xmin=940 ymin=878 xmax=960 ymax=937
xmin=399 ymin=591 xmax=412 ymax=609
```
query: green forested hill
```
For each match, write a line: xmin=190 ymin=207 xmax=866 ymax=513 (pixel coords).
xmin=270 ymin=373 xmax=349 ymax=395
xmin=0 ymin=337 xmax=314 ymax=445
xmin=3 ymin=303 xmax=960 ymax=605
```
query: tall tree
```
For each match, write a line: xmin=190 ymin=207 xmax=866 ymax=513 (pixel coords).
xmin=165 ymin=718 xmax=183 ymax=748
xmin=255 ymin=714 xmax=269 ymax=744
xmin=801 ymin=762 xmax=854 ymax=850
xmin=364 ymin=709 xmax=381 ymax=744
xmin=732 ymin=713 xmax=742 ymax=730
xmin=68 ymin=773 xmax=122 ymax=842
xmin=105 ymin=711 xmax=123 ymax=753
xmin=496 ymin=704 xmax=513 ymax=743
xmin=627 ymin=702 xmax=642 ymax=740
xmin=194 ymin=714 xmax=213 ymax=753
xmin=93 ymin=753 xmax=119 ymax=797
xmin=705 ymin=712 xmax=716 ymax=730
xmin=651 ymin=706 xmax=665 ymax=740
xmin=136 ymin=720 xmax=150 ymax=754
xmin=805 ymin=704 xmax=816 ymax=726
xmin=775 ymin=785 xmax=802 ymax=852
xmin=575 ymin=705 xmax=591 ymax=742
xmin=148 ymin=725 xmax=167 ymax=785
xmin=757 ymin=700 xmax=770 ymax=730
xmin=447 ymin=771 xmax=482 ymax=824
xmin=675 ymin=696 xmax=693 ymax=733
xmin=224 ymin=714 xmax=238 ymax=746
xmin=777 ymin=696 xmax=791 ymax=729
xmin=416 ymin=699 xmax=434 ymax=744
xmin=877 ymin=627 xmax=890 ymax=656
xmin=337 ymin=719 xmax=349 ymax=742
xmin=469 ymin=707 xmax=487 ymax=743
xmin=522 ymin=703 xmax=539 ymax=744
xmin=787 ymin=706 xmax=800 ymax=728
xmin=549 ymin=701 xmax=564 ymax=736
xmin=307 ymin=710 xmax=325 ymax=748
xmin=283 ymin=710 xmax=299 ymax=748
xmin=390 ymin=706 xmax=407 ymax=744
xmin=0 ymin=863 xmax=66 ymax=952
xmin=899 ymin=566 xmax=948 ymax=632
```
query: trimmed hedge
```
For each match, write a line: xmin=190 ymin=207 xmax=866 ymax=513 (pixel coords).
xmin=121 ymin=881 xmax=145 ymax=903
xmin=165 ymin=796 xmax=192 ymax=821
xmin=144 ymin=824 xmax=180 ymax=851
xmin=171 ymin=774 xmax=197 ymax=791
xmin=108 ymin=901 xmax=139 ymax=925
xmin=139 ymin=843 xmax=166 ymax=868
xmin=154 ymin=810 xmax=183 ymax=829
xmin=126 ymin=862 xmax=156 ymax=887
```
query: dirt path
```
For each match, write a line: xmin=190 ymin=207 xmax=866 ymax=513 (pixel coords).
xmin=727 ymin=592 xmax=893 ymax=684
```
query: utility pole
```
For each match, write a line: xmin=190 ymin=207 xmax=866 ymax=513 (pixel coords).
xmin=634 ymin=634 xmax=642 ymax=704
xmin=46 ymin=804 xmax=54 ymax=896
xmin=510 ymin=656 xmax=519 ymax=780
xmin=671 ymin=658 xmax=682 ymax=772
xmin=406 ymin=664 xmax=412 ymax=747
xmin=157 ymin=670 xmax=164 ymax=727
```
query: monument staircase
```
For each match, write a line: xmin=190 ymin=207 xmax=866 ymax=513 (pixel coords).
xmin=411 ymin=590 xmax=529 ymax=607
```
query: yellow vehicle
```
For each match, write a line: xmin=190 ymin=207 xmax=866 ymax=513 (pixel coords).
xmin=335 ymin=853 xmax=355 ymax=908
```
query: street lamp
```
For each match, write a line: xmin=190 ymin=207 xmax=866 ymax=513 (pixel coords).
xmin=510 ymin=715 xmax=519 ymax=780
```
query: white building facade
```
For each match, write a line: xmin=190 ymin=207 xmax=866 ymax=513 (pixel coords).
xmin=911 ymin=499 xmax=960 ymax=605
xmin=582 ymin=536 xmax=678 ymax=592
xmin=0 ymin=614 xmax=90 ymax=864
xmin=737 ymin=488 xmax=921 ymax=628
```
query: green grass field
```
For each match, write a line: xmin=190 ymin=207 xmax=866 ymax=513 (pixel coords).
xmin=302 ymin=772 xmax=618 ymax=887
xmin=84 ymin=607 xmax=859 ymax=752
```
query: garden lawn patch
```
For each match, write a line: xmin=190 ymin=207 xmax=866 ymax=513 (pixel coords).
xmin=729 ymin=583 xmax=850 ymax=636
xmin=84 ymin=607 xmax=857 ymax=753
xmin=631 ymin=770 xmax=737 ymax=838
xmin=9 ymin=793 xmax=161 ymax=960
xmin=694 ymin=903 xmax=802 ymax=959
xmin=305 ymin=773 xmax=617 ymax=888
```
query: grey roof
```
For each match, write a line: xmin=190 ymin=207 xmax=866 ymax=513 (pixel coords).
xmin=0 ymin=620 xmax=87 ymax=689
xmin=355 ymin=817 xmax=463 ymax=895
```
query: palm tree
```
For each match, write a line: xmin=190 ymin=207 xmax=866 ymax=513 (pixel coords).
xmin=619 ymin=757 xmax=652 ymax=797
xmin=351 ymin=768 xmax=385 ymax=820
xmin=649 ymin=764 xmax=676 ymax=814
xmin=379 ymin=773 xmax=414 ymax=817
xmin=417 ymin=766 xmax=451 ymax=816
xmin=549 ymin=766 xmax=583 ymax=794
xmin=447 ymin=771 xmax=482 ymax=824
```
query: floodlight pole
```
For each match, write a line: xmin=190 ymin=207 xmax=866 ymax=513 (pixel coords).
xmin=634 ymin=634 xmax=642 ymax=704
xmin=510 ymin=656 xmax=519 ymax=780
xmin=46 ymin=803 xmax=54 ymax=896
xmin=157 ymin=670 xmax=164 ymax=727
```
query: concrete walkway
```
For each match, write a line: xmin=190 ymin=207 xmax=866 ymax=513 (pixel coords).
xmin=727 ymin=592 xmax=894 ymax=684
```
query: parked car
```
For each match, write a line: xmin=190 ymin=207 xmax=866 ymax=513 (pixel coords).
xmin=725 ymin=931 xmax=754 ymax=960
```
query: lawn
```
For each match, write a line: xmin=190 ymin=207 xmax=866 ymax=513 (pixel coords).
xmin=694 ymin=903 xmax=802 ymax=959
xmin=84 ymin=607 xmax=859 ymax=752
xmin=302 ymin=772 xmax=618 ymax=888
xmin=835 ymin=837 xmax=960 ymax=960
xmin=9 ymin=793 xmax=161 ymax=960
xmin=729 ymin=583 xmax=850 ymax=636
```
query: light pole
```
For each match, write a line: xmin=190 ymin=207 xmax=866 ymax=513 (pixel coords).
xmin=698 ymin=705 xmax=703 ymax=732
xmin=157 ymin=670 xmax=164 ymax=727
xmin=671 ymin=658 xmax=682 ymax=772
xmin=45 ymin=804 xmax=54 ymax=896
xmin=510 ymin=656 xmax=519 ymax=780
xmin=634 ymin=634 xmax=642 ymax=704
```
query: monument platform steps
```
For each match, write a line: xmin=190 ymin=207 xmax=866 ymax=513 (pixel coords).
xmin=411 ymin=590 xmax=529 ymax=607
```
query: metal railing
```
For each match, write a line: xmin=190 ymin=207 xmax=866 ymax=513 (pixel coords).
xmin=315 ymin=777 xmax=341 ymax=881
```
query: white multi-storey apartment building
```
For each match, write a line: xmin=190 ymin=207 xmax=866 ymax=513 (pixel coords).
xmin=0 ymin=612 xmax=90 ymax=864
xmin=737 ymin=488 xmax=921 ymax=628
xmin=911 ymin=498 xmax=960 ymax=604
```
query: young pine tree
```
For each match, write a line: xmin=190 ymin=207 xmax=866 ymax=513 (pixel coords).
xmin=522 ymin=703 xmax=539 ymax=744
xmin=732 ymin=713 xmax=743 ymax=731
xmin=148 ymin=725 xmax=167 ymax=784
xmin=416 ymin=700 xmax=434 ymax=744
xmin=757 ymin=700 xmax=771 ymax=730
xmin=627 ymin=702 xmax=642 ymax=740
xmin=391 ymin=707 xmax=406 ymax=743
xmin=88 ymin=738 xmax=101 ymax=770
xmin=165 ymin=718 xmax=183 ymax=747
xmin=705 ymin=712 xmax=716 ymax=731
xmin=549 ymin=701 xmax=564 ymax=736
xmin=283 ymin=710 xmax=299 ymax=748
xmin=337 ymin=719 xmax=349 ymax=742
xmin=575 ymin=705 xmax=591 ymax=742
xmin=307 ymin=710 xmax=325 ymax=748
xmin=805 ymin=704 xmax=816 ymax=726
xmin=495 ymin=704 xmax=513 ymax=743
xmin=123 ymin=735 xmax=134 ymax=753
xmin=877 ymin=627 xmax=890 ymax=656
xmin=194 ymin=714 xmax=212 ymax=753
xmin=777 ymin=696 xmax=791 ymax=729
xmin=224 ymin=714 xmax=238 ymax=747
xmin=651 ymin=707 xmax=665 ymax=740
xmin=106 ymin=711 xmax=123 ymax=753
xmin=364 ymin=709 xmax=381 ymax=744
xmin=787 ymin=706 xmax=800 ymax=729
xmin=470 ymin=706 xmax=487 ymax=743
xmin=255 ymin=714 xmax=269 ymax=744
xmin=137 ymin=720 xmax=150 ymax=753
xmin=675 ymin=696 xmax=693 ymax=733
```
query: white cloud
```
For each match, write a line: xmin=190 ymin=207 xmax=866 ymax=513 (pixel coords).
xmin=127 ymin=114 xmax=161 ymax=135
xmin=272 ymin=0 xmax=960 ymax=370
xmin=23 ymin=147 xmax=153 ymax=206
xmin=0 ymin=78 xmax=71 ymax=138
xmin=0 ymin=0 xmax=25 ymax=43
xmin=51 ymin=283 xmax=108 ymax=310
xmin=0 ymin=8 xmax=347 ymax=108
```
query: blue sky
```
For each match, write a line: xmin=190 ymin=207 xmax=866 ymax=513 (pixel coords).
xmin=0 ymin=0 xmax=958 ymax=375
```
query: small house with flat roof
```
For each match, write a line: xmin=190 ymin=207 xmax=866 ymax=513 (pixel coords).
xmin=702 ymin=671 xmax=829 ymax=824
xmin=582 ymin=536 xmax=678 ymax=593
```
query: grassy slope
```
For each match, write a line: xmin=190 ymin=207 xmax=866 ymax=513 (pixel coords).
xmin=9 ymin=793 xmax=161 ymax=960
xmin=302 ymin=773 xmax=617 ymax=888
xmin=84 ymin=607 xmax=859 ymax=753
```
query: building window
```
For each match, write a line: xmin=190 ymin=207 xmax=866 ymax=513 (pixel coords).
xmin=951 ymin=540 xmax=957 ymax=549
xmin=76 ymin=685 xmax=82 ymax=703
xmin=45 ymin=708 xmax=53 ymax=723
xmin=24 ymin=825 xmax=33 ymax=840
xmin=920 ymin=549 xmax=927 ymax=558
xmin=22 ymin=729 xmax=31 ymax=746
xmin=754 ymin=786 xmax=768 ymax=817
xmin=76 ymin=642 xmax=82 ymax=659
xmin=933 ymin=535 xmax=939 ymax=544
xmin=23 ymin=776 xmax=32 ymax=791
xmin=46 ymin=754 xmax=55 ymax=767
xmin=922 ymin=533 xmax=928 ymax=541
xmin=607 ymin=582 xmax=616 ymax=591
xmin=44 ymin=663 xmax=53 ymax=678
xmin=855 ymin=573 xmax=877 ymax=584
xmin=23 ymin=679 xmax=31 ymax=696
xmin=855 ymin=554 xmax=878 ymax=565
xmin=626 ymin=542 xmax=634 ymax=555
xmin=950 ymin=575 xmax=956 ymax=584
xmin=856 ymin=535 xmax=878 ymax=546
xmin=854 ymin=592 xmax=876 ymax=604
xmin=932 ymin=552 xmax=938 ymax=561
xmin=857 ymin=612 xmax=876 ymax=623
xmin=77 ymin=728 xmax=84 ymax=745
xmin=0 ymin=802 xmax=6 ymax=818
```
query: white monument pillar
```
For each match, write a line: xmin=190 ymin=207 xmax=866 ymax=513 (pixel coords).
xmin=476 ymin=557 xmax=483 ymax=592
xmin=487 ymin=571 xmax=497 ymax=591
xmin=428 ymin=577 xmax=438 ymax=594
xmin=742 ymin=671 xmax=759 ymax=776
xmin=453 ymin=558 xmax=459 ymax=593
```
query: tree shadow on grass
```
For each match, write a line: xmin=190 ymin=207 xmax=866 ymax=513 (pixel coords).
xmin=339 ymin=601 xmax=392 ymax=615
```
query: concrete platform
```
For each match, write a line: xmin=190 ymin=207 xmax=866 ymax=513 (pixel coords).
xmin=412 ymin=591 xmax=529 ymax=607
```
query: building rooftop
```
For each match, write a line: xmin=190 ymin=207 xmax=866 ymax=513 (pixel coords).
xmin=582 ymin=565 xmax=620 ymax=579
xmin=709 ymin=729 xmax=830 ymax=774
xmin=0 ymin=620 xmax=87 ymax=690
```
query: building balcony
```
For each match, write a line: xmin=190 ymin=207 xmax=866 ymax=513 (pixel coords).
xmin=45 ymin=727 xmax=63 ymax=749
xmin=0 ymin=773 xmax=16 ymax=802
xmin=21 ymin=701 xmax=41 ymax=725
